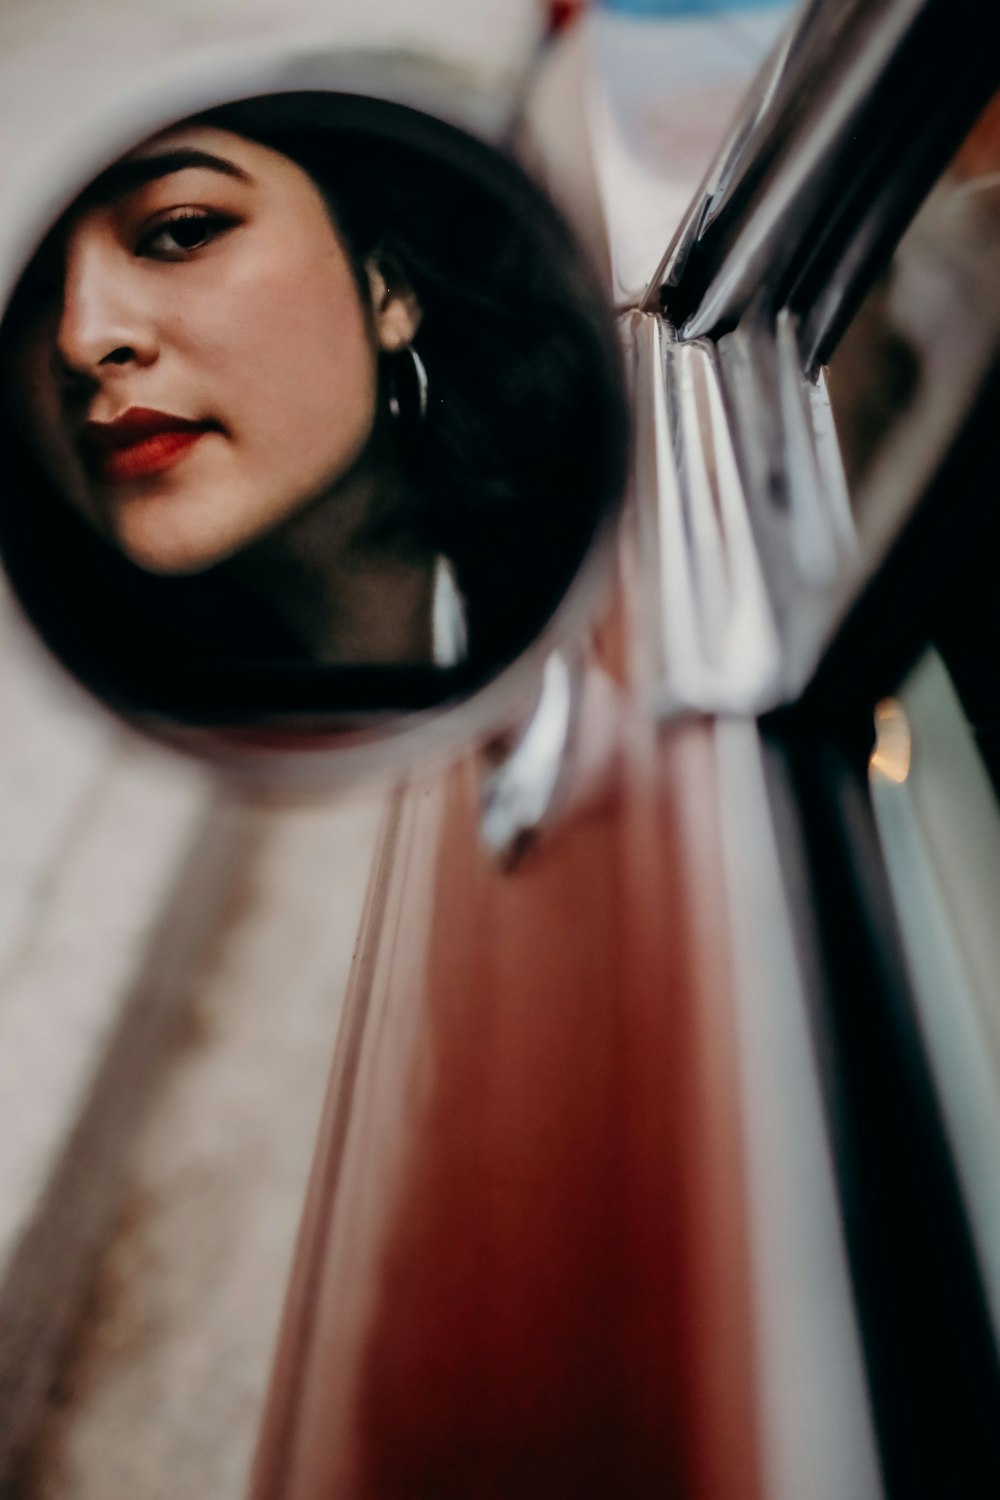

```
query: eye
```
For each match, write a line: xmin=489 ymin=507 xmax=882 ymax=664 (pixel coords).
xmin=136 ymin=209 xmax=236 ymax=260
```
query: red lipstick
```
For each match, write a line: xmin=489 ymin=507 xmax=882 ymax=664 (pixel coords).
xmin=82 ymin=408 xmax=214 ymax=483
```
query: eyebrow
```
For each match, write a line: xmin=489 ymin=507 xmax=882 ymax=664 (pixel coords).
xmin=82 ymin=148 xmax=252 ymax=206
xmin=6 ymin=148 xmax=252 ymax=306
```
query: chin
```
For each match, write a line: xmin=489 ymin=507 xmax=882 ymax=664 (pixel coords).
xmin=115 ymin=518 xmax=232 ymax=577
xmin=100 ymin=445 xmax=266 ymax=575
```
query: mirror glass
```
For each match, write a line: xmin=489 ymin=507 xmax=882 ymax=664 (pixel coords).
xmin=0 ymin=91 xmax=627 ymax=727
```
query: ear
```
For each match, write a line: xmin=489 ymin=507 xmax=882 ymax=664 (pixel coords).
xmin=365 ymin=256 xmax=423 ymax=353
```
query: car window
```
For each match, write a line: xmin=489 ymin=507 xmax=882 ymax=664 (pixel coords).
xmin=825 ymin=90 xmax=1000 ymax=503
xmin=821 ymin=90 xmax=1000 ymax=785
xmin=869 ymin=647 xmax=1000 ymax=1340
xmin=858 ymin=97 xmax=1000 ymax=1341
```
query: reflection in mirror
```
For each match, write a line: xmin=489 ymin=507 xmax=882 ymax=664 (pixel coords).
xmin=0 ymin=93 xmax=626 ymax=725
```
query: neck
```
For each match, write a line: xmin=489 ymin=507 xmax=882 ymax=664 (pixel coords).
xmin=229 ymin=450 xmax=438 ymax=665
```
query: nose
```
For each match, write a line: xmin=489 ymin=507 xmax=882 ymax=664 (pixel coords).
xmin=56 ymin=226 xmax=158 ymax=383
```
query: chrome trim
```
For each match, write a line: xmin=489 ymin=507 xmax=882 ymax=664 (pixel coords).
xmin=670 ymin=0 xmax=924 ymax=340
xmin=478 ymin=651 xmax=578 ymax=865
xmin=634 ymin=172 xmax=1000 ymax=719
xmin=643 ymin=0 xmax=996 ymax=364
xmin=638 ymin=0 xmax=804 ymax=310
xmin=776 ymin=310 xmax=856 ymax=587
xmin=627 ymin=305 xmax=860 ymax=716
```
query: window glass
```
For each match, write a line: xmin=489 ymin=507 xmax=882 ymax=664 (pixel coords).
xmin=828 ymin=93 xmax=1000 ymax=783
xmin=869 ymin=648 xmax=1000 ymax=1337
xmin=826 ymin=91 xmax=1000 ymax=500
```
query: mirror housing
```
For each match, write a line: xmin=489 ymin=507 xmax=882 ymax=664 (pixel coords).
xmin=0 ymin=56 xmax=628 ymax=782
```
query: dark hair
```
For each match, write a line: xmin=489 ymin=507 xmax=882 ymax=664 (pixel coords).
xmin=0 ymin=91 xmax=627 ymax=719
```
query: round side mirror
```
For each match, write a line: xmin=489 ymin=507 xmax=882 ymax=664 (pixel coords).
xmin=0 ymin=73 xmax=628 ymax=780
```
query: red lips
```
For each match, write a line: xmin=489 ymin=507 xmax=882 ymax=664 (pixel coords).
xmin=82 ymin=408 xmax=215 ymax=483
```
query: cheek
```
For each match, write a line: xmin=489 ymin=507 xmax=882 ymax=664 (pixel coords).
xmin=196 ymin=244 xmax=379 ymax=487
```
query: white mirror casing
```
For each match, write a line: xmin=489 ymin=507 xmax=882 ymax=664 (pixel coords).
xmin=0 ymin=32 xmax=629 ymax=793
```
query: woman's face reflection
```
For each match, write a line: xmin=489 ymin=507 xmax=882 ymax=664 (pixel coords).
xmin=5 ymin=124 xmax=418 ymax=575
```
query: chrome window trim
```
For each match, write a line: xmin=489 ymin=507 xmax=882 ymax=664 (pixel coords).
xmin=626 ymin=0 xmax=1000 ymax=719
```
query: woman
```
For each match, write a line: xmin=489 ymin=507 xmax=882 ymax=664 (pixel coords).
xmin=0 ymin=93 xmax=626 ymax=718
